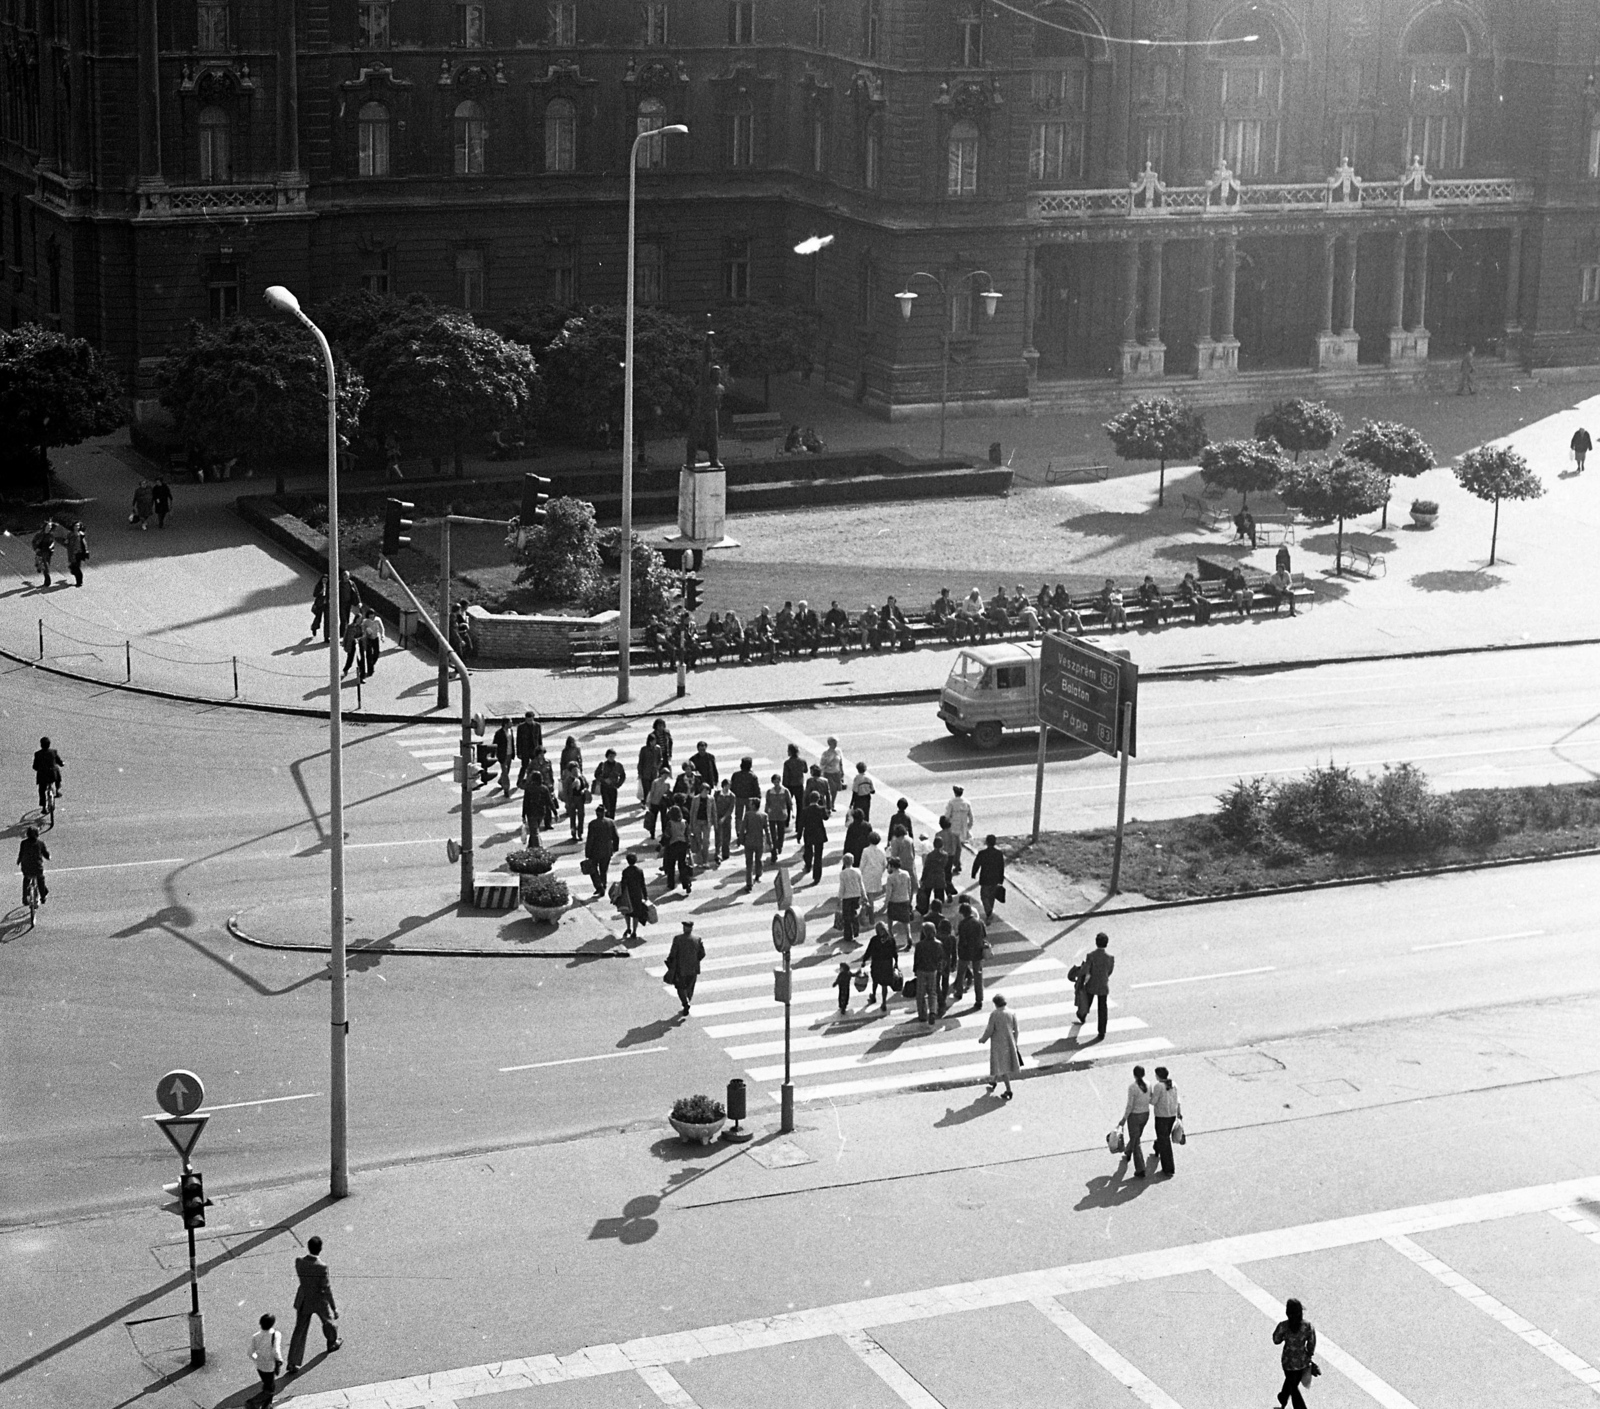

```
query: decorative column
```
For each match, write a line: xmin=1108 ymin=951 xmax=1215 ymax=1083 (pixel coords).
xmin=277 ymin=0 xmax=301 ymax=176
xmin=1502 ymin=223 xmax=1523 ymax=357
xmin=1317 ymin=233 xmax=1360 ymax=369
xmin=1118 ymin=240 xmax=1151 ymax=380
xmin=1341 ymin=233 xmax=1359 ymax=335
xmin=1412 ymin=229 xmax=1430 ymax=341
xmin=1209 ymin=231 xmax=1240 ymax=375
xmin=1193 ymin=236 xmax=1221 ymax=378
xmin=136 ymin=0 xmax=163 ymax=184
xmin=1139 ymin=239 xmax=1166 ymax=378
xmin=1386 ymin=229 xmax=1420 ymax=366
xmin=1022 ymin=245 xmax=1040 ymax=385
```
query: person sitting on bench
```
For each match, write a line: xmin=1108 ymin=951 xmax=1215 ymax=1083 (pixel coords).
xmin=1010 ymin=584 xmax=1041 ymax=638
xmin=881 ymin=596 xmax=913 ymax=651
xmin=783 ymin=423 xmax=804 ymax=454
xmin=858 ymin=603 xmax=882 ymax=651
xmin=1137 ymin=575 xmax=1171 ymax=625
xmin=1098 ymin=578 xmax=1129 ymax=632
xmin=774 ymin=601 xmax=798 ymax=655
xmin=703 ymin=612 xmax=730 ymax=662
xmin=746 ymin=608 xmax=779 ymax=663
xmin=794 ymin=600 xmax=822 ymax=656
xmin=1267 ymin=567 xmax=1298 ymax=616
xmin=958 ymin=588 xmax=988 ymax=642
xmin=823 ymin=600 xmax=851 ymax=650
xmin=928 ymin=589 xmax=959 ymax=642
xmin=1178 ymin=573 xmax=1211 ymax=624
xmin=722 ymin=609 xmax=746 ymax=661
xmin=1225 ymin=564 xmax=1254 ymax=617
xmin=986 ymin=586 xmax=1013 ymax=636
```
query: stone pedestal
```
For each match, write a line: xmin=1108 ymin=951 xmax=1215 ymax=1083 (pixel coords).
xmin=661 ymin=457 xmax=738 ymax=553
xmin=1194 ymin=337 xmax=1239 ymax=379
xmin=1386 ymin=327 xmax=1429 ymax=367
xmin=1314 ymin=331 xmax=1361 ymax=370
xmin=1119 ymin=340 xmax=1165 ymax=381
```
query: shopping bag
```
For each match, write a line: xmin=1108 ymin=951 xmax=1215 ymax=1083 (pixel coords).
xmin=644 ymin=902 xmax=659 ymax=924
xmin=1107 ymin=1127 xmax=1125 ymax=1155
xmin=1172 ymin=1119 xmax=1187 ymax=1145
xmin=853 ymin=970 xmax=868 ymax=992
xmin=888 ymin=971 xmax=904 ymax=993
xmin=607 ymin=881 xmax=624 ymax=907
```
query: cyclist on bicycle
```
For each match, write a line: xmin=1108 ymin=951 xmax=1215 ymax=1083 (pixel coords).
xmin=17 ymin=826 xmax=49 ymax=905
xmin=31 ymin=736 xmax=63 ymax=814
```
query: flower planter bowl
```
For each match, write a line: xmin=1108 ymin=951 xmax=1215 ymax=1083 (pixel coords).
xmin=520 ymin=872 xmax=570 ymax=922
xmin=669 ymin=1115 xmax=727 ymax=1145
xmin=1410 ymin=510 xmax=1438 ymax=529
xmin=524 ymin=902 xmax=568 ymax=924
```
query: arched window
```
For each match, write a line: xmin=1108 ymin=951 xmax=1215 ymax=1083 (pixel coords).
xmin=1214 ymin=11 xmax=1283 ymax=177
xmin=947 ymin=118 xmax=979 ymax=196
xmin=454 ymin=99 xmax=486 ymax=174
xmin=358 ymin=101 xmax=390 ymax=177
xmin=1405 ymin=9 xmax=1470 ymax=172
xmin=636 ymin=96 xmax=666 ymax=169
xmin=1030 ymin=5 xmax=1089 ymax=183
xmin=544 ymin=98 xmax=576 ymax=172
xmin=198 ymin=105 xmax=231 ymax=183
xmin=863 ymin=0 xmax=881 ymax=59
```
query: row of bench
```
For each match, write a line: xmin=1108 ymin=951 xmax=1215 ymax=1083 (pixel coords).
xmin=568 ymin=570 xmax=1313 ymax=671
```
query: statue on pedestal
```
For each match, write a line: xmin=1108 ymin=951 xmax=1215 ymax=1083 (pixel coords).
xmin=683 ymin=327 xmax=725 ymax=472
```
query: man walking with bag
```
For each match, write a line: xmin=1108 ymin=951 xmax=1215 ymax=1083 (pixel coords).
xmin=971 ymin=834 xmax=1006 ymax=922
xmin=1082 ymin=930 xmax=1114 ymax=1041
xmin=284 ymin=1236 xmax=341 ymax=1372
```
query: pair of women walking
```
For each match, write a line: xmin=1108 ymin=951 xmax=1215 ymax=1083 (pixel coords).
xmin=1115 ymin=1064 xmax=1183 ymax=1178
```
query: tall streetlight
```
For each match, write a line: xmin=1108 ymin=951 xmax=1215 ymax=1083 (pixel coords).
xmin=263 ymin=284 xmax=350 ymax=1201
xmin=618 ymin=120 xmax=689 ymax=704
xmin=894 ymin=270 xmax=1003 ymax=459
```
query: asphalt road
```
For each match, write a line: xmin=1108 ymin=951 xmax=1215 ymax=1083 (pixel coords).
xmin=4 ymin=646 xmax=1599 ymax=1227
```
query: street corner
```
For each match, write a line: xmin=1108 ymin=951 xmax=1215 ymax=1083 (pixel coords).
xmin=226 ymin=884 xmax=632 ymax=959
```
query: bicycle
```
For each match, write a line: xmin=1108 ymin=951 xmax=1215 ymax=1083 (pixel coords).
xmin=38 ymin=780 xmax=58 ymax=827
xmin=22 ymin=871 xmax=41 ymax=925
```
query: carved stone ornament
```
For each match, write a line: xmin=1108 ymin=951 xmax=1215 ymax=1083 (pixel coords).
xmin=452 ymin=63 xmax=494 ymax=96
xmin=935 ymin=78 xmax=1001 ymax=117
xmin=341 ymin=63 xmax=415 ymax=93
xmin=623 ymin=57 xmax=686 ymax=89
xmin=850 ymin=69 xmax=885 ymax=106
xmin=185 ymin=66 xmax=251 ymax=100
xmin=532 ymin=58 xmax=596 ymax=87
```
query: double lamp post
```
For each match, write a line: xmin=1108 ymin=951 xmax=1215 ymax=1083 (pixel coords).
xmin=894 ymin=269 xmax=1002 ymax=460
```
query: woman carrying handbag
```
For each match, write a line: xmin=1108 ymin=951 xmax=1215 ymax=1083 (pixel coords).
xmin=1272 ymin=1299 xmax=1319 ymax=1409
xmin=1117 ymin=1064 xmax=1152 ymax=1179
xmin=1151 ymin=1065 xmax=1183 ymax=1177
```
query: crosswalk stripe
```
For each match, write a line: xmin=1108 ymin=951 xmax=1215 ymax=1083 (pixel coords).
xmin=1028 ymin=1299 xmax=1187 ymax=1409
xmin=636 ymin=934 xmax=1038 ymax=974
xmin=688 ymin=952 xmax=1065 ymax=999
xmin=746 ymin=1017 xmax=1150 ymax=1082
xmin=725 ymin=1000 xmax=1108 ymax=1060
xmin=782 ymin=1037 xmax=1174 ymax=1103
xmin=687 ymin=957 xmax=1069 ymax=1017
xmin=842 ymin=1330 xmax=945 ymax=1409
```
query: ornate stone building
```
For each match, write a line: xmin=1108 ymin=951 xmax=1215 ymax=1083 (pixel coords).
xmin=2 ymin=0 xmax=1598 ymax=418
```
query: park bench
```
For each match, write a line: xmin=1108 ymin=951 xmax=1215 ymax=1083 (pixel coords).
xmin=1043 ymin=460 xmax=1110 ymax=484
xmin=730 ymin=412 xmax=786 ymax=450
xmin=1342 ymin=545 xmax=1387 ymax=578
xmin=569 ymin=625 xmax=650 ymax=671
xmin=1249 ymin=512 xmax=1301 ymax=546
xmin=1182 ymin=493 xmax=1230 ymax=531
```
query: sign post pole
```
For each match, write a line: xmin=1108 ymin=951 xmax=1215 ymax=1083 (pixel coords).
xmin=780 ymin=939 xmax=794 ymax=1133
xmin=1109 ymin=699 xmax=1135 ymax=894
xmin=184 ymin=1177 xmax=204 ymax=1366
xmin=1031 ymin=723 xmax=1049 ymax=843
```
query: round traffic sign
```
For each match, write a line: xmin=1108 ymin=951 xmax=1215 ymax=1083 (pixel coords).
xmin=782 ymin=908 xmax=803 ymax=948
xmin=156 ymin=1069 xmax=205 ymax=1118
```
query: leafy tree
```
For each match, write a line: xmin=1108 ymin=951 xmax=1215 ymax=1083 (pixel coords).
xmin=1253 ymin=399 xmax=1343 ymax=461
xmin=1277 ymin=454 xmax=1391 ymax=575
xmin=1454 ymin=446 xmax=1543 ymax=566
xmin=360 ymin=315 xmax=541 ymax=476
xmin=1197 ymin=438 xmax=1288 ymax=508
xmin=711 ymin=301 xmax=819 ymax=405
xmin=1102 ymin=396 xmax=1208 ymax=507
xmin=510 ymin=494 xmax=603 ymax=604
xmin=536 ymin=304 xmax=701 ymax=449
xmin=1342 ymin=419 xmax=1435 ymax=529
xmin=158 ymin=319 xmax=367 ymax=495
xmin=588 ymin=531 xmax=679 ymax=618
xmin=0 ymin=325 xmax=124 ymax=499
xmin=316 ymin=290 xmax=452 ymax=360
xmin=502 ymin=300 xmax=583 ymax=355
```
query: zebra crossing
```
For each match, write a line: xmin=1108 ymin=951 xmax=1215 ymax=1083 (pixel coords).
xmin=390 ymin=717 xmax=1174 ymax=1104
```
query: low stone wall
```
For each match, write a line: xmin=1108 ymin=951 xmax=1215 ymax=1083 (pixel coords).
xmin=467 ymin=605 xmax=617 ymax=664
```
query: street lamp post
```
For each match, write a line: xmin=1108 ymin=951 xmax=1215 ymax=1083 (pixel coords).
xmin=894 ymin=270 xmax=1003 ymax=460
xmin=263 ymin=284 xmax=349 ymax=1201
xmin=618 ymin=121 xmax=689 ymax=705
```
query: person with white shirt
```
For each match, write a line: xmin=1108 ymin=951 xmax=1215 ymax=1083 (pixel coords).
xmin=248 ymin=1312 xmax=283 ymax=1407
xmin=1151 ymin=1065 xmax=1183 ymax=1177
xmin=946 ymin=785 xmax=973 ymax=848
xmin=836 ymin=856 xmax=865 ymax=943
xmin=883 ymin=857 xmax=915 ymax=949
xmin=819 ymin=738 xmax=845 ymax=811
xmin=858 ymin=831 xmax=887 ymax=922
xmin=1118 ymin=1064 xmax=1153 ymax=1179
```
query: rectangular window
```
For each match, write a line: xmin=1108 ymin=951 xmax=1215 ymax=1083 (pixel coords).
xmin=456 ymin=2 xmax=486 ymax=46
xmin=730 ymin=111 xmax=754 ymax=167
xmin=811 ymin=115 xmax=825 ymax=173
xmin=956 ymin=17 xmax=981 ymax=68
xmin=1218 ymin=118 xmax=1262 ymax=177
xmin=864 ymin=125 xmax=880 ymax=188
xmin=857 ymin=260 xmax=875 ymax=324
xmin=950 ymin=287 xmax=973 ymax=337
xmin=723 ymin=238 xmax=751 ymax=300
xmin=806 ymin=250 xmax=820 ymax=304
xmin=358 ymin=107 xmax=390 ymax=176
xmin=361 ymin=251 xmax=392 ymax=295
xmin=636 ymin=241 xmax=664 ymax=304
xmin=357 ymin=1 xmax=390 ymax=47
xmin=549 ymin=245 xmax=576 ymax=302
xmin=549 ymin=2 xmax=576 ymax=45
xmin=1031 ymin=68 xmax=1087 ymax=109
xmin=1583 ymin=266 xmax=1600 ymax=306
xmin=728 ymin=0 xmax=754 ymax=44
xmin=947 ymin=132 xmax=978 ymax=196
xmin=47 ymin=247 xmax=59 ymax=314
xmin=1029 ymin=120 xmax=1084 ymax=183
xmin=1338 ymin=116 xmax=1361 ymax=168
xmin=197 ymin=0 xmax=228 ymax=51
xmin=456 ymin=249 xmax=485 ymax=310
xmin=813 ymin=1 xmax=826 ymax=46
xmin=864 ymin=0 xmax=880 ymax=59
xmin=207 ymin=262 xmax=240 ymax=321
xmin=642 ymin=2 xmax=668 ymax=44
xmin=1138 ymin=120 xmax=1166 ymax=176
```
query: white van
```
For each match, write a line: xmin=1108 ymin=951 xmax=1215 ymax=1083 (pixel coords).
xmin=937 ymin=641 xmax=1041 ymax=749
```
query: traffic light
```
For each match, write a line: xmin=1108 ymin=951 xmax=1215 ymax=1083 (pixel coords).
xmin=520 ymin=473 xmax=551 ymax=526
xmin=382 ymin=498 xmax=415 ymax=556
xmin=684 ymin=572 xmax=704 ymax=612
xmin=178 ymin=1169 xmax=208 ymax=1229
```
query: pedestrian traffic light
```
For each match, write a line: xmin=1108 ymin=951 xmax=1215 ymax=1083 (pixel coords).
xmin=684 ymin=572 xmax=704 ymax=612
xmin=382 ymin=498 xmax=415 ymax=556
xmin=520 ymin=473 xmax=551 ymax=526
xmin=178 ymin=1169 xmax=208 ymax=1229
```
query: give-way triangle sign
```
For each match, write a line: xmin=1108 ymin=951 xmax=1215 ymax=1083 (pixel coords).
xmin=157 ymin=1115 xmax=209 ymax=1162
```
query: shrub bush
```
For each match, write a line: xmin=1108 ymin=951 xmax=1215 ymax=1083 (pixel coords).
xmin=521 ymin=873 xmax=569 ymax=909
xmin=506 ymin=847 xmax=556 ymax=875
xmin=1460 ymin=796 xmax=1505 ymax=847
xmin=1368 ymin=763 xmax=1456 ymax=854
xmin=1268 ymin=762 xmax=1373 ymax=854
xmin=512 ymin=495 xmax=604 ymax=605
xmin=671 ymin=1094 xmax=726 ymax=1123
xmin=1215 ymin=778 xmax=1270 ymax=843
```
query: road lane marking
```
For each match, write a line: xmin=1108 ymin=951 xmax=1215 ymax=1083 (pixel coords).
xmin=54 ymin=857 xmax=187 ymax=874
xmin=141 ymin=1091 xmax=321 ymax=1120
xmin=1410 ymin=929 xmax=1544 ymax=953
xmin=499 ymin=1047 xmax=669 ymax=1073
xmin=1384 ymin=1234 xmax=1600 ymax=1393
xmin=842 ymin=1329 xmax=947 ymax=1409
xmin=1131 ymin=966 xmax=1276 ymax=989
xmin=637 ymin=1364 xmax=704 ymax=1407
xmin=1029 ymin=1298 xmax=1187 ymax=1409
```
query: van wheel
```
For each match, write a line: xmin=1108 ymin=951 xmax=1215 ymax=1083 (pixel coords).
xmin=944 ymin=722 xmax=962 ymax=736
xmin=973 ymin=721 xmax=1003 ymax=750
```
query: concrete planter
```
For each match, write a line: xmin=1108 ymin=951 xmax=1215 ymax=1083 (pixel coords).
xmin=669 ymin=1115 xmax=727 ymax=1145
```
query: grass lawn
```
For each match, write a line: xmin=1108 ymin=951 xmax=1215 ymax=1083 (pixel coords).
xmin=1005 ymin=780 xmax=1600 ymax=902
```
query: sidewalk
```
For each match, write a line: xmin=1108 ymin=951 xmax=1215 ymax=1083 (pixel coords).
xmin=5 ymin=378 xmax=1599 ymax=722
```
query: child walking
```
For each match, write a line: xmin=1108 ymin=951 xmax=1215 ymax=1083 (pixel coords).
xmin=834 ymin=962 xmax=854 ymax=1014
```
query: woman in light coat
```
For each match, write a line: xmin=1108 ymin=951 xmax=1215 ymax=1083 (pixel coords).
xmin=1117 ymin=1064 xmax=1152 ymax=1178
xmin=979 ymin=993 xmax=1022 ymax=1099
xmin=858 ymin=831 xmax=887 ymax=922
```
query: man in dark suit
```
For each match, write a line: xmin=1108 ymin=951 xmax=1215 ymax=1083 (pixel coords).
xmin=1083 ymin=931 xmax=1115 ymax=1041
xmin=285 ymin=1235 xmax=341 ymax=1371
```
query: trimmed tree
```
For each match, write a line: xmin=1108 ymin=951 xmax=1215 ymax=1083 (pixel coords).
xmin=0 ymin=325 xmax=125 ymax=499
xmin=316 ymin=290 xmax=450 ymax=359
xmin=1252 ymin=398 xmax=1344 ymax=461
xmin=1454 ymin=446 xmax=1543 ymax=566
xmin=509 ymin=494 xmax=604 ymax=604
xmin=1102 ymin=396 xmax=1208 ymax=508
xmin=502 ymin=299 xmax=584 ymax=356
xmin=359 ymin=315 xmax=541 ymax=476
xmin=1277 ymin=454 xmax=1391 ymax=575
xmin=588 ymin=532 xmax=679 ymax=618
xmin=711 ymin=301 xmax=819 ymax=405
xmin=1342 ymin=419 xmax=1435 ymax=529
xmin=536 ymin=304 xmax=701 ymax=449
xmin=1197 ymin=438 xmax=1288 ymax=508
xmin=158 ymin=319 xmax=368 ymax=494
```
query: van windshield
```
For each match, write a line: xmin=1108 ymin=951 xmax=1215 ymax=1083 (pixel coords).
xmin=948 ymin=653 xmax=990 ymax=688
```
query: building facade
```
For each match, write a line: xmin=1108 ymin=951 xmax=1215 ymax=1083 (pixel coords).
xmin=3 ymin=0 xmax=1599 ymax=419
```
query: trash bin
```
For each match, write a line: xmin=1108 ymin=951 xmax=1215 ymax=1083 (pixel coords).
xmin=988 ymin=441 xmax=1003 ymax=466
xmin=726 ymin=1078 xmax=747 ymax=1122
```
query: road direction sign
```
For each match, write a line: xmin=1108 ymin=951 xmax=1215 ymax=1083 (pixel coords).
xmin=157 ymin=1069 xmax=205 ymax=1118
xmin=1037 ymin=633 xmax=1138 ymax=758
xmin=157 ymin=1114 xmax=209 ymax=1163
